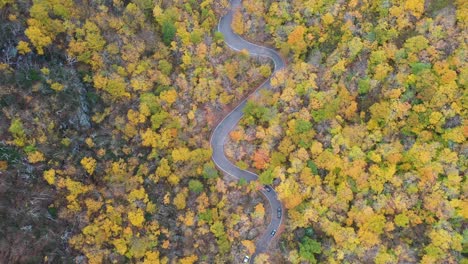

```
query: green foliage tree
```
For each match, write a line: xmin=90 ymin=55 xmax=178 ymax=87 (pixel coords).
xmin=9 ymin=118 xmax=26 ymax=147
xmin=259 ymin=168 xmax=274 ymax=185
xmin=162 ymin=20 xmax=176 ymax=46
xmin=188 ymin=179 xmax=204 ymax=194
xmin=299 ymin=237 xmax=321 ymax=263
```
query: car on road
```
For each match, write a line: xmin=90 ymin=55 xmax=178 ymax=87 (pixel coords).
xmin=264 ymin=185 xmax=272 ymax=192
xmin=271 ymin=229 xmax=277 ymax=236
xmin=243 ymin=255 xmax=250 ymax=263
xmin=277 ymin=207 xmax=282 ymax=218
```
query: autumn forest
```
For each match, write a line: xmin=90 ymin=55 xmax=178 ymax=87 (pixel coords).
xmin=0 ymin=0 xmax=466 ymax=263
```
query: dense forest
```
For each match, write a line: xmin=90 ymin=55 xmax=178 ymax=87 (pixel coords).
xmin=228 ymin=0 xmax=467 ymax=263
xmin=0 ymin=0 xmax=466 ymax=263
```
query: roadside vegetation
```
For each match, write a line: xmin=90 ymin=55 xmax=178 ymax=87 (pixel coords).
xmin=227 ymin=0 xmax=467 ymax=262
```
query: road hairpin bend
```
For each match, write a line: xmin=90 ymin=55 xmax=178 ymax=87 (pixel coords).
xmin=210 ymin=0 xmax=287 ymax=260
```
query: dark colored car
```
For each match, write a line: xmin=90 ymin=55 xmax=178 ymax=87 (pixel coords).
xmin=277 ymin=207 xmax=282 ymax=218
xmin=264 ymin=185 xmax=272 ymax=192
xmin=271 ymin=229 xmax=277 ymax=236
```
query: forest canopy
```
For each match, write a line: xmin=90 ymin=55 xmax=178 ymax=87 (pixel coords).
xmin=0 ymin=0 xmax=467 ymax=263
xmin=225 ymin=0 xmax=467 ymax=262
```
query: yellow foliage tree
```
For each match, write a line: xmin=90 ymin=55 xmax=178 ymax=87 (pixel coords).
xmin=81 ymin=157 xmax=97 ymax=175
xmin=25 ymin=26 xmax=52 ymax=55
xmin=173 ymin=189 xmax=187 ymax=210
xmin=179 ymin=255 xmax=198 ymax=264
xmin=253 ymin=203 xmax=265 ymax=219
xmin=17 ymin=41 xmax=32 ymax=54
xmin=143 ymin=251 xmax=160 ymax=264
xmin=287 ymin=25 xmax=307 ymax=57
xmin=28 ymin=151 xmax=45 ymax=163
xmin=128 ymin=209 xmax=145 ymax=227
xmin=231 ymin=9 xmax=244 ymax=34
xmin=159 ymin=89 xmax=178 ymax=105
xmin=241 ymin=240 xmax=256 ymax=255
xmin=404 ymin=0 xmax=425 ymax=18
xmin=51 ymin=82 xmax=64 ymax=91
xmin=322 ymin=13 xmax=334 ymax=25
xmin=172 ymin=147 xmax=191 ymax=162
xmin=277 ymin=177 xmax=304 ymax=209
xmin=43 ymin=169 xmax=56 ymax=185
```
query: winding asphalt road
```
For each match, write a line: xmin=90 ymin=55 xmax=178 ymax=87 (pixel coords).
xmin=210 ymin=0 xmax=286 ymax=259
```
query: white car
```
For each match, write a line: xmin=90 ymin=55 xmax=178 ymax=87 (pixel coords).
xmin=243 ymin=255 xmax=250 ymax=263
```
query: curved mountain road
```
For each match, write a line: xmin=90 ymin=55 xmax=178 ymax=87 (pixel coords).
xmin=210 ymin=0 xmax=286 ymax=260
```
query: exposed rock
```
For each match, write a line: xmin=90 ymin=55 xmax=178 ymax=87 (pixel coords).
xmin=70 ymin=84 xmax=91 ymax=130
xmin=307 ymin=49 xmax=322 ymax=68
xmin=247 ymin=228 xmax=259 ymax=240
xmin=443 ymin=115 xmax=461 ymax=129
